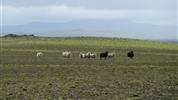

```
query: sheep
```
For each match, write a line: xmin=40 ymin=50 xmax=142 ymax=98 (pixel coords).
xmin=100 ymin=51 xmax=108 ymax=59
xmin=108 ymin=52 xmax=115 ymax=58
xmin=36 ymin=52 xmax=44 ymax=58
xmin=79 ymin=52 xmax=86 ymax=58
xmin=79 ymin=52 xmax=97 ymax=58
xmin=90 ymin=52 xmax=97 ymax=58
xmin=62 ymin=51 xmax=72 ymax=58
xmin=86 ymin=52 xmax=92 ymax=58
xmin=127 ymin=51 xmax=134 ymax=58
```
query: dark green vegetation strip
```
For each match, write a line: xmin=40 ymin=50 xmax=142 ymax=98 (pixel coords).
xmin=0 ymin=37 xmax=178 ymax=100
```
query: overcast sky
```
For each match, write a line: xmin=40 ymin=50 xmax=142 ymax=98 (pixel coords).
xmin=2 ymin=0 xmax=177 ymax=26
xmin=1 ymin=0 xmax=177 ymax=40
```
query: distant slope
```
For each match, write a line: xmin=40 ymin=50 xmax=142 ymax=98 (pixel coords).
xmin=2 ymin=20 xmax=177 ymax=41
xmin=1 ymin=37 xmax=178 ymax=50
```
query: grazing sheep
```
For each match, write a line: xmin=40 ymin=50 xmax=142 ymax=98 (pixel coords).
xmin=100 ymin=51 xmax=108 ymax=59
xmin=79 ymin=52 xmax=86 ymax=58
xmin=86 ymin=52 xmax=92 ymax=58
xmin=36 ymin=52 xmax=44 ymax=58
xmin=90 ymin=52 xmax=97 ymax=58
xmin=62 ymin=51 xmax=72 ymax=58
xmin=108 ymin=52 xmax=115 ymax=58
xmin=79 ymin=52 xmax=97 ymax=58
xmin=127 ymin=51 xmax=134 ymax=58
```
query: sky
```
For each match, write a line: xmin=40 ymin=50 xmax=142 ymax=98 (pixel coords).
xmin=1 ymin=0 xmax=177 ymax=40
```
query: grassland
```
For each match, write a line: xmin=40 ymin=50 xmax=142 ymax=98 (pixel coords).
xmin=0 ymin=37 xmax=178 ymax=100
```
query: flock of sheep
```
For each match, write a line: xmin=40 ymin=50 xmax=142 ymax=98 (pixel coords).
xmin=36 ymin=51 xmax=134 ymax=59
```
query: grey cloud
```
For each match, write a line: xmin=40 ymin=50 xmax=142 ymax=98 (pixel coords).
xmin=2 ymin=5 xmax=176 ymax=26
xmin=4 ymin=0 xmax=177 ymax=10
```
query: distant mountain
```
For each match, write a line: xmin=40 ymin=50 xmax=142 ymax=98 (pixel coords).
xmin=1 ymin=19 xmax=177 ymax=41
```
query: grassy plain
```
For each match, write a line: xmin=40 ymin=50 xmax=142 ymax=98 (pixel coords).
xmin=0 ymin=37 xmax=178 ymax=100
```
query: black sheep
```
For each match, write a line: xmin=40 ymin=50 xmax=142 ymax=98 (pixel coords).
xmin=127 ymin=51 xmax=134 ymax=58
xmin=100 ymin=51 xmax=108 ymax=59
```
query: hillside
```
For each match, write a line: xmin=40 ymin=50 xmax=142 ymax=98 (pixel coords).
xmin=0 ymin=37 xmax=178 ymax=100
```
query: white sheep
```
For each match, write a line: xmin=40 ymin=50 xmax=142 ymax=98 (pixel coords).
xmin=90 ymin=52 xmax=97 ymax=58
xmin=79 ymin=52 xmax=86 ymax=58
xmin=108 ymin=52 xmax=115 ymax=58
xmin=62 ymin=51 xmax=72 ymax=58
xmin=36 ymin=52 xmax=44 ymax=58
